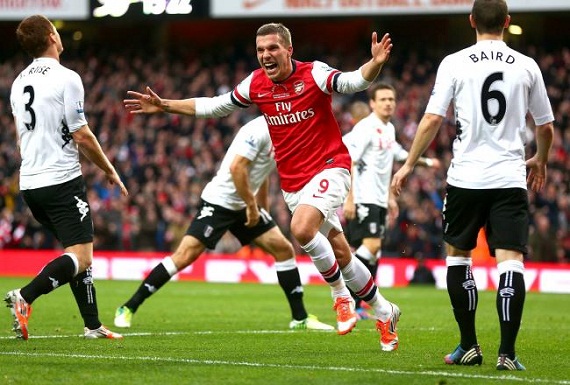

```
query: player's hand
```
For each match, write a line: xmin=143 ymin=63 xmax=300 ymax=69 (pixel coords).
xmin=245 ymin=205 xmax=260 ymax=228
xmin=371 ymin=32 xmax=392 ymax=65
xmin=343 ymin=201 xmax=356 ymax=220
xmin=391 ymin=164 xmax=413 ymax=197
xmin=124 ymin=86 xmax=164 ymax=114
xmin=107 ymin=172 xmax=128 ymax=197
xmin=526 ymin=155 xmax=547 ymax=192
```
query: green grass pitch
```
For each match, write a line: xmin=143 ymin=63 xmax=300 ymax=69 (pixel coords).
xmin=0 ymin=276 xmax=568 ymax=385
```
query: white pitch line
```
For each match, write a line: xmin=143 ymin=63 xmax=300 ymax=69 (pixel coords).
xmin=0 ymin=331 xmax=568 ymax=385
xmin=0 ymin=329 xmax=333 ymax=340
xmin=0 ymin=350 xmax=567 ymax=384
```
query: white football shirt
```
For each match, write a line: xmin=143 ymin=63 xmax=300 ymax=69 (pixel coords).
xmin=201 ymin=116 xmax=275 ymax=210
xmin=343 ymin=113 xmax=408 ymax=207
xmin=426 ymin=40 xmax=554 ymax=189
xmin=11 ymin=57 xmax=86 ymax=190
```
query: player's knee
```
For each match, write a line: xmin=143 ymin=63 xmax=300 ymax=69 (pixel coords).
xmin=291 ymin=225 xmax=318 ymax=245
xmin=272 ymin=242 xmax=296 ymax=261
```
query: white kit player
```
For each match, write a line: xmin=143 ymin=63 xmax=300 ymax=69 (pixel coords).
xmin=342 ymin=83 xmax=438 ymax=318
xmin=6 ymin=15 xmax=127 ymax=340
xmin=124 ymin=22 xmax=402 ymax=350
xmin=391 ymin=0 xmax=554 ymax=371
xmin=114 ymin=116 xmax=334 ymax=331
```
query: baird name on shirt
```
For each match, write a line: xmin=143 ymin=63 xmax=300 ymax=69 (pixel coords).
xmin=468 ymin=50 xmax=515 ymax=64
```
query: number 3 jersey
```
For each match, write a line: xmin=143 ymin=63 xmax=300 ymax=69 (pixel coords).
xmin=426 ymin=40 xmax=554 ymax=189
xmin=10 ymin=57 xmax=86 ymax=190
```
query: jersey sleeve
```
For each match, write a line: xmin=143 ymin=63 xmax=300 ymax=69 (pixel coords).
xmin=343 ymin=123 xmax=369 ymax=161
xmin=63 ymin=70 xmax=88 ymax=132
xmin=311 ymin=60 xmax=371 ymax=95
xmin=231 ymin=73 xmax=255 ymax=108
xmin=425 ymin=56 xmax=455 ymax=117
xmin=310 ymin=61 xmax=341 ymax=95
xmin=527 ymin=60 xmax=555 ymax=125
xmin=232 ymin=117 xmax=269 ymax=161
xmin=9 ymin=81 xmax=17 ymax=116
xmin=195 ymin=92 xmax=238 ymax=118
xmin=392 ymin=140 xmax=409 ymax=162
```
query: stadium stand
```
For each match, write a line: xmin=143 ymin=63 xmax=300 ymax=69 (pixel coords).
xmin=0 ymin=28 xmax=567 ymax=264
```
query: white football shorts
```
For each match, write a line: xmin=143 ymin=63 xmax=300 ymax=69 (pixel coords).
xmin=282 ymin=167 xmax=350 ymax=236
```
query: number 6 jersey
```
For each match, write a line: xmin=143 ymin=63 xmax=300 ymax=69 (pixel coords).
xmin=425 ymin=40 xmax=554 ymax=189
xmin=10 ymin=57 xmax=86 ymax=190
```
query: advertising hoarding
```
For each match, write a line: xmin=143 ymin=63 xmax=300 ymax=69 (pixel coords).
xmin=91 ymin=0 xmax=208 ymax=19
xmin=0 ymin=0 xmax=90 ymax=20
xmin=211 ymin=0 xmax=570 ymax=18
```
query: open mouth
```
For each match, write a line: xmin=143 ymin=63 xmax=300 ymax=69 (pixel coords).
xmin=264 ymin=63 xmax=277 ymax=74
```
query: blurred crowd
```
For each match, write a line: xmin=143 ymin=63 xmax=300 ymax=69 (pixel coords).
xmin=0 ymin=40 xmax=568 ymax=264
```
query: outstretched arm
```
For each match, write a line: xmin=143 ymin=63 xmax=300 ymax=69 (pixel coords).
xmin=124 ymin=86 xmax=197 ymax=115
xmin=124 ymin=87 xmax=238 ymax=118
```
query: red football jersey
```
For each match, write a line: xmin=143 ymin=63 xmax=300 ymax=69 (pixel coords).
xmin=232 ymin=60 xmax=351 ymax=192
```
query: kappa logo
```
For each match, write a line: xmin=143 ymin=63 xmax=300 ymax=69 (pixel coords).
xmin=357 ymin=204 xmax=369 ymax=224
xmin=144 ymin=283 xmax=157 ymax=293
xmin=74 ymin=196 xmax=89 ymax=221
xmin=49 ymin=276 xmax=59 ymax=289
xmin=197 ymin=205 xmax=214 ymax=220
xmin=290 ymin=286 xmax=304 ymax=295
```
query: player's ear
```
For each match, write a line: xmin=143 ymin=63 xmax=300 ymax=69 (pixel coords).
xmin=469 ymin=14 xmax=476 ymax=29
xmin=504 ymin=15 xmax=511 ymax=29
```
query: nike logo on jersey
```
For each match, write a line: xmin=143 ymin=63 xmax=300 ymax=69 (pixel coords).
xmin=312 ymin=194 xmax=324 ymax=199
xmin=258 ymin=92 xmax=270 ymax=97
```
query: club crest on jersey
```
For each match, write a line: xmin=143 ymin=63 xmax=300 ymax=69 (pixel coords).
xmin=293 ymin=81 xmax=305 ymax=95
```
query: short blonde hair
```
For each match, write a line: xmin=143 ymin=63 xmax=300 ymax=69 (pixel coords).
xmin=256 ymin=23 xmax=292 ymax=47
